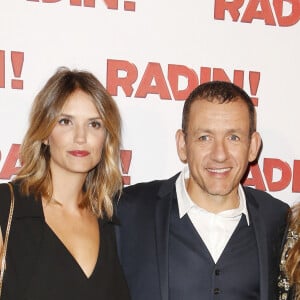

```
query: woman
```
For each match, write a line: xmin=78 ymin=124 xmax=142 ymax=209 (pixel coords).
xmin=0 ymin=67 xmax=130 ymax=300
xmin=278 ymin=203 xmax=300 ymax=300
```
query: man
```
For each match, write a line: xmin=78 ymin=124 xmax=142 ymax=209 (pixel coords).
xmin=116 ymin=81 xmax=289 ymax=300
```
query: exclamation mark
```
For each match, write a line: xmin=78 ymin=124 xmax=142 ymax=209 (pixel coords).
xmin=120 ymin=150 xmax=132 ymax=185
xmin=124 ymin=1 xmax=135 ymax=11
xmin=249 ymin=71 xmax=260 ymax=106
xmin=0 ymin=50 xmax=5 ymax=88
xmin=11 ymin=51 xmax=24 ymax=89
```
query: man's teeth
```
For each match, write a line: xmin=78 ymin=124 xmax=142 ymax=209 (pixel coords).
xmin=208 ymin=168 xmax=230 ymax=173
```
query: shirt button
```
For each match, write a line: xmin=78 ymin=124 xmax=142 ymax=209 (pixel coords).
xmin=215 ymin=269 xmax=220 ymax=276
xmin=214 ymin=288 xmax=220 ymax=295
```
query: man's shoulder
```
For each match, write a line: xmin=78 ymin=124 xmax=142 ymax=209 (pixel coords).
xmin=243 ymin=185 xmax=289 ymax=211
xmin=123 ymin=173 xmax=179 ymax=194
xmin=120 ymin=173 xmax=179 ymax=202
xmin=123 ymin=179 xmax=165 ymax=193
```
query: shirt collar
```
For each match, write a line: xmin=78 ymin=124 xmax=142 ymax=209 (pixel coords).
xmin=175 ymin=166 xmax=250 ymax=225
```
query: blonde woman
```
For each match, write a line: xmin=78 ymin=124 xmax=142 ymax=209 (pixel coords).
xmin=0 ymin=67 xmax=130 ymax=300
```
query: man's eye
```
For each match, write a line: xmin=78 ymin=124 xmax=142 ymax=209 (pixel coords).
xmin=90 ymin=121 xmax=101 ymax=129
xmin=58 ymin=118 xmax=71 ymax=125
xmin=198 ymin=135 xmax=210 ymax=141
xmin=229 ymin=135 xmax=240 ymax=141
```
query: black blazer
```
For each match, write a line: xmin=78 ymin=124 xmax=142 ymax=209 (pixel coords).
xmin=116 ymin=173 xmax=289 ymax=300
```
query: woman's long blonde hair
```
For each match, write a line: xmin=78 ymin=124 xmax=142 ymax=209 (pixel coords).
xmin=15 ymin=67 xmax=122 ymax=218
xmin=285 ymin=203 xmax=300 ymax=286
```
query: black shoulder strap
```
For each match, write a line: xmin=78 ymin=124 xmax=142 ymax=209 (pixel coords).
xmin=0 ymin=183 xmax=13 ymax=237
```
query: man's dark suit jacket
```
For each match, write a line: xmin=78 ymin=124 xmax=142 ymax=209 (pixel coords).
xmin=116 ymin=173 xmax=289 ymax=300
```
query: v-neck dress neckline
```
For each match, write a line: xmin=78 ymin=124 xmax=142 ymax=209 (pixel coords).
xmin=24 ymin=218 xmax=130 ymax=300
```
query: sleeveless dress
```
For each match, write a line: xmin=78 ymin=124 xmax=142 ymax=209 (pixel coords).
xmin=0 ymin=182 xmax=130 ymax=300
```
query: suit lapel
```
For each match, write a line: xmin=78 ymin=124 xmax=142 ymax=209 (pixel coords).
xmin=246 ymin=189 xmax=270 ymax=300
xmin=154 ymin=176 xmax=177 ymax=300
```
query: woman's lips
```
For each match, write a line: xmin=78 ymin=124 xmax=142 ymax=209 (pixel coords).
xmin=68 ymin=150 xmax=90 ymax=157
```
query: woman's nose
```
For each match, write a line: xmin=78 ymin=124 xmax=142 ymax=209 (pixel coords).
xmin=73 ymin=125 xmax=87 ymax=144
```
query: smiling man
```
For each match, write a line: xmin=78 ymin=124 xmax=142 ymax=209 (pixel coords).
xmin=116 ymin=81 xmax=289 ymax=300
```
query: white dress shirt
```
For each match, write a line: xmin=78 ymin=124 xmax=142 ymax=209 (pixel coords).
xmin=175 ymin=166 xmax=250 ymax=263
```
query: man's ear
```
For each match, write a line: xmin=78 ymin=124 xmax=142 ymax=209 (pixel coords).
xmin=176 ymin=129 xmax=187 ymax=163
xmin=248 ymin=132 xmax=262 ymax=162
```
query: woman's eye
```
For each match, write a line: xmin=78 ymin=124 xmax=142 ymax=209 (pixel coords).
xmin=58 ymin=118 xmax=71 ymax=125
xmin=89 ymin=121 xmax=101 ymax=129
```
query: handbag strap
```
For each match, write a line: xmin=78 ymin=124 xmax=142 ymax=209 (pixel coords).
xmin=0 ymin=183 xmax=15 ymax=297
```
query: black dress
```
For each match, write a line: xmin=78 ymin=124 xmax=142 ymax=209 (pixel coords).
xmin=0 ymin=182 xmax=130 ymax=300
